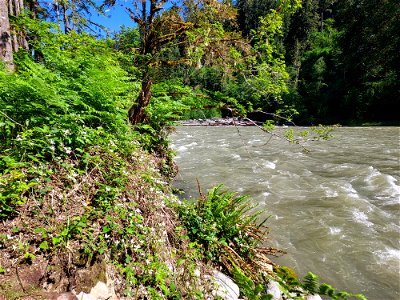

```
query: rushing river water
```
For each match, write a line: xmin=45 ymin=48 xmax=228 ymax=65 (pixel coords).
xmin=170 ymin=126 xmax=400 ymax=300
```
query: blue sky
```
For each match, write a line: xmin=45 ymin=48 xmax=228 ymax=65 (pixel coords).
xmin=40 ymin=0 xmax=176 ymax=35
xmin=89 ymin=3 xmax=134 ymax=33
xmin=87 ymin=0 xmax=176 ymax=34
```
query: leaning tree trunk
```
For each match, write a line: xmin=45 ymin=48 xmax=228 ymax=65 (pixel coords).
xmin=0 ymin=0 xmax=14 ymax=70
xmin=128 ymin=78 xmax=153 ymax=125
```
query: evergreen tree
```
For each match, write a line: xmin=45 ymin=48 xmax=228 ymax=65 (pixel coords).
xmin=336 ymin=0 xmax=400 ymax=122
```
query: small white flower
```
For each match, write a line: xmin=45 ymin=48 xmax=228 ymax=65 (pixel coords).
xmin=64 ymin=147 xmax=72 ymax=154
xmin=193 ymin=269 xmax=201 ymax=277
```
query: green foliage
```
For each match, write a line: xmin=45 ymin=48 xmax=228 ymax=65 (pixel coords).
xmin=236 ymin=0 xmax=302 ymax=36
xmin=296 ymin=18 xmax=343 ymax=123
xmin=301 ymin=272 xmax=367 ymax=300
xmin=149 ymin=80 xmax=198 ymax=125
xmin=180 ymin=108 xmax=221 ymax=120
xmin=229 ymin=9 xmax=291 ymax=113
xmin=0 ymin=17 xmax=139 ymax=217
xmin=302 ymin=272 xmax=319 ymax=294
xmin=176 ymin=184 xmax=266 ymax=262
xmin=0 ymin=169 xmax=37 ymax=218
xmin=336 ymin=0 xmax=399 ymax=123
xmin=272 ymin=268 xmax=366 ymax=300
xmin=232 ymin=266 xmax=272 ymax=300
xmin=275 ymin=266 xmax=301 ymax=288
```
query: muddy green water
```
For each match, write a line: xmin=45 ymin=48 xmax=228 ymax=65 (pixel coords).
xmin=171 ymin=126 xmax=400 ymax=300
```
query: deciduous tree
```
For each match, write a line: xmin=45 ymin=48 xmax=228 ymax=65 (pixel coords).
xmin=124 ymin=0 xmax=193 ymax=124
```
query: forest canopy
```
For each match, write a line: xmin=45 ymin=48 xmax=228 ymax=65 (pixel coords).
xmin=1 ymin=0 xmax=399 ymax=125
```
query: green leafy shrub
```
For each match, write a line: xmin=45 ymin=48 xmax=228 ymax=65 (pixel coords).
xmin=0 ymin=169 xmax=37 ymax=218
xmin=0 ymin=18 xmax=139 ymax=218
xmin=301 ymin=272 xmax=367 ymax=300
xmin=177 ymin=184 xmax=265 ymax=262
xmin=232 ymin=265 xmax=273 ymax=300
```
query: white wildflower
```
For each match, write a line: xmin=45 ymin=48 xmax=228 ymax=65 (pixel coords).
xmin=193 ymin=269 xmax=201 ymax=277
xmin=64 ymin=147 xmax=72 ymax=154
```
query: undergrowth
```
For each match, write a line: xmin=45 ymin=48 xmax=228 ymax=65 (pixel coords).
xmin=0 ymin=17 xmax=365 ymax=300
xmin=176 ymin=184 xmax=281 ymax=275
xmin=0 ymin=18 xmax=210 ymax=298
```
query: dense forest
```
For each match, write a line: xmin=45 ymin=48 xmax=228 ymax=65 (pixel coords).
xmin=1 ymin=0 xmax=399 ymax=126
xmin=0 ymin=0 xmax=396 ymax=299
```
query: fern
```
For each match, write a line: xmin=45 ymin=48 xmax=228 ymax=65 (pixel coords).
xmin=319 ymin=283 xmax=336 ymax=297
xmin=232 ymin=265 xmax=273 ymax=300
xmin=302 ymin=272 xmax=319 ymax=294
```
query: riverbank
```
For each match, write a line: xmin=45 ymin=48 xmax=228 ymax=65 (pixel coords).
xmin=177 ymin=117 xmax=256 ymax=126
xmin=0 ymin=141 xmax=329 ymax=300
xmin=0 ymin=142 xmax=292 ymax=299
xmin=0 ymin=144 xmax=219 ymax=299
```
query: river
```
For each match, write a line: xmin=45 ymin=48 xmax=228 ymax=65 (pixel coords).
xmin=170 ymin=126 xmax=400 ymax=300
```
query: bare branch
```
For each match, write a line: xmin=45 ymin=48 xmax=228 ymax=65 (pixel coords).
xmin=127 ymin=7 xmax=145 ymax=27
xmin=0 ymin=111 xmax=24 ymax=127
xmin=243 ymin=117 xmax=309 ymax=152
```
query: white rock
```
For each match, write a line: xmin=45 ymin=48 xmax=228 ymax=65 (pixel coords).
xmin=90 ymin=281 xmax=112 ymax=300
xmin=76 ymin=292 xmax=96 ymax=300
xmin=213 ymin=270 xmax=240 ymax=300
xmin=266 ymin=280 xmax=283 ymax=300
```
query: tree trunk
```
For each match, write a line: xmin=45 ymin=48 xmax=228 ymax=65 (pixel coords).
xmin=128 ymin=78 xmax=153 ymax=125
xmin=26 ymin=0 xmax=39 ymax=19
xmin=8 ymin=0 xmax=28 ymax=52
xmin=62 ymin=3 xmax=70 ymax=33
xmin=0 ymin=0 xmax=14 ymax=70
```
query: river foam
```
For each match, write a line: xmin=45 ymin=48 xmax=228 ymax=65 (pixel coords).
xmin=351 ymin=209 xmax=374 ymax=228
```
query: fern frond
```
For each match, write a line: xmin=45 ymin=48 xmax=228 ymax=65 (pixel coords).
xmin=302 ymin=272 xmax=319 ymax=294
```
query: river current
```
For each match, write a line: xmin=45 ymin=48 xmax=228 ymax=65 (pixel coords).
xmin=170 ymin=126 xmax=400 ymax=300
